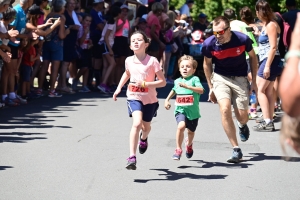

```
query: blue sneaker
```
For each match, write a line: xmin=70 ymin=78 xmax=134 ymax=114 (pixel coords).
xmin=172 ymin=149 xmax=182 ymax=160
xmin=185 ymin=137 xmax=194 ymax=159
xmin=239 ymin=124 xmax=250 ymax=142
xmin=139 ymin=132 xmax=148 ymax=154
xmin=227 ymin=148 xmax=243 ymax=163
xmin=126 ymin=156 xmax=137 ymax=170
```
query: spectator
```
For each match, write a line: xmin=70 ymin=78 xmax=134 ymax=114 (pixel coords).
xmin=35 ymin=0 xmax=48 ymax=26
xmin=193 ymin=13 xmax=208 ymax=32
xmin=146 ymin=2 xmax=165 ymax=60
xmin=179 ymin=0 xmax=194 ymax=17
xmin=112 ymin=4 xmax=130 ymax=88
xmin=37 ymin=0 xmax=70 ymax=97
xmin=59 ymin=0 xmax=81 ymax=93
xmin=97 ymin=6 xmax=121 ymax=94
xmin=282 ymin=0 xmax=300 ymax=31
xmin=89 ymin=0 xmax=105 ymax=88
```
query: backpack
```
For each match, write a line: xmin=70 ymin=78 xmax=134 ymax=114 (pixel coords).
xmin=276 ymin=12 xmax=292 ymax=48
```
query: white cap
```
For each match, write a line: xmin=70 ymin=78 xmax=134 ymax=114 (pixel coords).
xmin=93 ymin=0 xmax=104 ymax=4
xmin=120 ymin=4 xmax=129 ymax=10
xmin=142 ymin=14 xmax=147 ymax=20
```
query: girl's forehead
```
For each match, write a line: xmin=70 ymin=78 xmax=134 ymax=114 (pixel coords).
xmin=131 ymin=33 xmax=143 ymax=39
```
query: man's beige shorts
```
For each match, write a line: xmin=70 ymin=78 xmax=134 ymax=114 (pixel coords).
xmin=211 ymin=73 xmax=249 ymax=110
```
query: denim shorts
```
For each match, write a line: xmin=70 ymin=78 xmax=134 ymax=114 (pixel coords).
xmin=20 ymin=64 xmax=32 ymax=82
xmin=127 ymin=100 xmax=159 ymax=122
xmin=165 ymin=44 xmax=172 ymax=53
xmin=258 ymin=56 xmax=282 ymax=81
xmin=175 ymin=112 xmax=199 ymax=132
xmin=42 ymin=40 xmax=63 ymax=61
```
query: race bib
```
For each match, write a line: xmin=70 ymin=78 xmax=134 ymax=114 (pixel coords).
xmin=128 ymin=83 xmax=148 ymax=95
xmin=175 ymin=95 xmax=194 ymax=106
xmin=122 ymin=28 xmax=129 ymax=37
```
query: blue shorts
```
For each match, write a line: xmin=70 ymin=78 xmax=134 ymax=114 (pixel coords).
xmin=165 ymin=44 xmax=172 ymax=53
xmin=175 ymin=112 xmax=199 ymax=132
xmin=20 ymin=65 xmax=32 ymax=82
xmin=42 ymin=40 xmax=63 ymax=61
xmin=127 ymin=100 xmax=159 ymax=122
xmin=258 ymin=56 xmax=282 ymax=81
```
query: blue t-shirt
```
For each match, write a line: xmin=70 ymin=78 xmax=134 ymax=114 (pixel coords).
xmin=90 ymin=9 xmax=104 ymax=42
xmin=201 ymin=31 xmax=253 ymax=76
xmin=9 ymin=4 xmax=26 ymax=47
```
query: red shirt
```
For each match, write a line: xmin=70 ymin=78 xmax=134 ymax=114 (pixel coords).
xmin=22 ymin=46 xmax=36 ymax=67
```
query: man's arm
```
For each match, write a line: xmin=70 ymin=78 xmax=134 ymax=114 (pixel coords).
xmin=248 ymin=49 xmax=258 ymax=92
xmin=203 ymin=56 xmax=217 ymax=103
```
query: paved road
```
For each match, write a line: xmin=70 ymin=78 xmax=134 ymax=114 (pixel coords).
xmin=0 ymin=84 xmax=299 ymax=200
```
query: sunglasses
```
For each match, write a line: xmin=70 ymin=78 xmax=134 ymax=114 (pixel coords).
xmin=213 ymin=27 xmax=229 ymax=36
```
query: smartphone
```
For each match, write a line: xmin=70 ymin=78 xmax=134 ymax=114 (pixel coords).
xmin=51 ymin=18 xmax=58 ymax=23
xmin=246 ymin=27 xmax=254 ymax=32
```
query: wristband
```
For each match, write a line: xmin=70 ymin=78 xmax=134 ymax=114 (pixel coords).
xmin=284 ymin=50 xmax=300 ymax=61
xmin=142 ymin=81 xmax=145 ymax=88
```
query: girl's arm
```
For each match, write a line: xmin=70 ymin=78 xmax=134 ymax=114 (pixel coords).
xmin=58 ymin=16 xmax=70 ymax=39
xmin=264 ymin=22 xmax=278 ymax=70
xmin=78 ymin=27 xmax=88 ymax=46
xmin=0 ymin=44 xmax=11 ymax=52
xmin=113 ymin=70 xmax=130 ymax=101
xmin=30 ymin=53 xmax=40 ymax=62
xmin=104 ymin=28 xmax=113 ymax=55
xmin=145 ymin=70 xmax=166 ymax=88
xmin=116 ymin=19 xmax=125 ymax=31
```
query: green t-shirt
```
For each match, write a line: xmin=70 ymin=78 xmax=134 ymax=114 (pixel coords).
xmin=172 ymin=76 xmax=204 ymax=120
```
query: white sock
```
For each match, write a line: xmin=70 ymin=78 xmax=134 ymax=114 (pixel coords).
xmin=9 ymin=92 xmax=16 ymax=99
xmin=264 ymin=119 xmax=271 ymax=124
xmin=237 ymin=121 xmax=245 ymax=128
xmin=2 ymin=94 xmax=7 ymax=101
xmin=233 ymin=146 xmax=240 ymax=150
xmin=68 ymin=77 xmax=73 ymax=84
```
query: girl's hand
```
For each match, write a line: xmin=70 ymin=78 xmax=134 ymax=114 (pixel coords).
xmin=2 ymin=52 xmax=11 ymax=63
xmin=164 ymin=100 xmax=171 ymax=110
xmin=84 ymin=26 xmax=89 ymax=34
xmin=134 ymin=80 xmax=145 ymax=88
xmin=263 ymin=67 xmax=270 ymax=79
xmin=53 ymin=18 xmax=61 ymax=27
xmin=133 ymin=17 xmax=139 ymax=27
xmin=113 ymin=87 xmax=121 ymax=101
xmin=46 ymin=18 xmax=53 ymax=25
xmin=109 ymin=49 xmax=114 ymax=56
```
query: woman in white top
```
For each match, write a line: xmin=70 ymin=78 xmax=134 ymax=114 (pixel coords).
xmin=97 ymin=5 xmax=121 ymax=94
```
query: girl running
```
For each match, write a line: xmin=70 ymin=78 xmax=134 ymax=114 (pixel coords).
xmin=113 ymin=31 xmax=166 ymax=170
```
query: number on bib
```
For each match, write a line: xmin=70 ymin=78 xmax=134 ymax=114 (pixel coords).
xmin=175 ymin=95 xmax=194 ymax=106
xmin=128 ymin=83 xmax=149 ymax=95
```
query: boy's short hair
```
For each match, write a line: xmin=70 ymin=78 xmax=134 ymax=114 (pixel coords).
xmin=178 ymin=55 xmax=198 ymax=69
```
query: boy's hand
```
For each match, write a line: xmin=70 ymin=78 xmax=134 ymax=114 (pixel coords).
xmin=178 ymin=82 xmax=189 ymax=89
xmin=164 ymin=100 xmax=171 ymax=110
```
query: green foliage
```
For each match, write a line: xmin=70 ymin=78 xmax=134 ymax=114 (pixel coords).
xmin=169 ymin=0 xmax=300 ymax=21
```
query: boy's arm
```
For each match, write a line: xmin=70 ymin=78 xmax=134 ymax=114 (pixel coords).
xmin=180 ymin=84 xmax=204 ymax=94
xmin=164 ymin=90 xmax=176 ymax=110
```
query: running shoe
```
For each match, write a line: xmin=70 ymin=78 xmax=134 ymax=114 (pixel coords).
xmin=48 ymin=90 xmax=62 ymax=97
xmin=126 ymin=156 xmax=137 ymax=170
xmin=15 ymin=95 xmax=27 ymax=104
xmin=253 ymin=121 xmax=275 ymax=132
xmin=138 ymin=132 xmax=148 ymax=154
xmin=5 ymin=97 xmax=19 ymax=106
xmin=248 ymin=112 xmax=258 ymax=120
xmin=97 ymin=84 xmax=110 ymax=94
xmin=185 ymin=137 xmax=194 ymax=159
xmin=35 ymin=89 xmax=43 ymax=96
xmin=227 ymin=148 xmax=243 ymax=163
xmin=72 ymin=79 xmax=79 ymax=90
xmin=172 ymin=148 xmax=182 ymax=160
xmin=239 ymin=124 xmax=250 ymax=142
xmin=79 ymin=86 xmax=91 ymax=93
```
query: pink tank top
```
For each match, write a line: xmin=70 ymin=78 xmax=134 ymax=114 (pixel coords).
xmin=115 ymin=19 xmax=129 ymax=37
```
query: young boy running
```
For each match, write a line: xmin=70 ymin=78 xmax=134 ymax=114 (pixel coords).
xmin=165 ymin=55 xmax=204 ymax=160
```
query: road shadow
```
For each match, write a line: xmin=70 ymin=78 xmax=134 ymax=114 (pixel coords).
xmin=0 ymin=166 xmax=13 ymax=171
xmin=134 ymin=168 xmax=227 ymax=183
xmin=178 ymin=160 xmax=253 ymax=169
xmin=243 ymin=153 xmax=300 ymax=162
xmin=0 ymin=132 xmax=47 ymax=143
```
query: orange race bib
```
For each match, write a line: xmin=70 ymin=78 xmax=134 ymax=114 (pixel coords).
xmin=175 ymin=95 xmax=194 ymax=106
xmin=128 ymin=83 xmax=149 ymax=95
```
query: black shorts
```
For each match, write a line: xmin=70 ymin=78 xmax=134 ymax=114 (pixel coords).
xmin=127 ymin=100 xmax=159 ymax=122
xmin=8 ymin=44 xmax=19 ymax=59
xmin=113 ymin=36 xmax=129 ymax=57
xmin=20 ymin=64 xmax=32 ymax=82
xmin=147 ymin=38 xmax=160 ymax=52
xmin=175 ymin=112 xmax=199 ymax=132
xmin=78 ymin=49 xmax=92 ymax=68
xmin=99 ymin=42 xmax=109 ymax=55
xmin=92 ymin=44 xmax=102 ymax=59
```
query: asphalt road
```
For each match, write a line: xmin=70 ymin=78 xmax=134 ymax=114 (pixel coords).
xmin=0 ymin=83 xmax=299 ymax=200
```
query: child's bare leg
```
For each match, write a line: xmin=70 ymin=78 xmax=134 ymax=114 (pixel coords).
xmin=141 ymin=121 xmax=151 ymax=140
xmin=129 ymin=111 xmax=143 ymax=156
xmin=176 ymin=121 xmax=185 ymax=149
xmin=187 ymin=129 xmax=195 ymax=146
